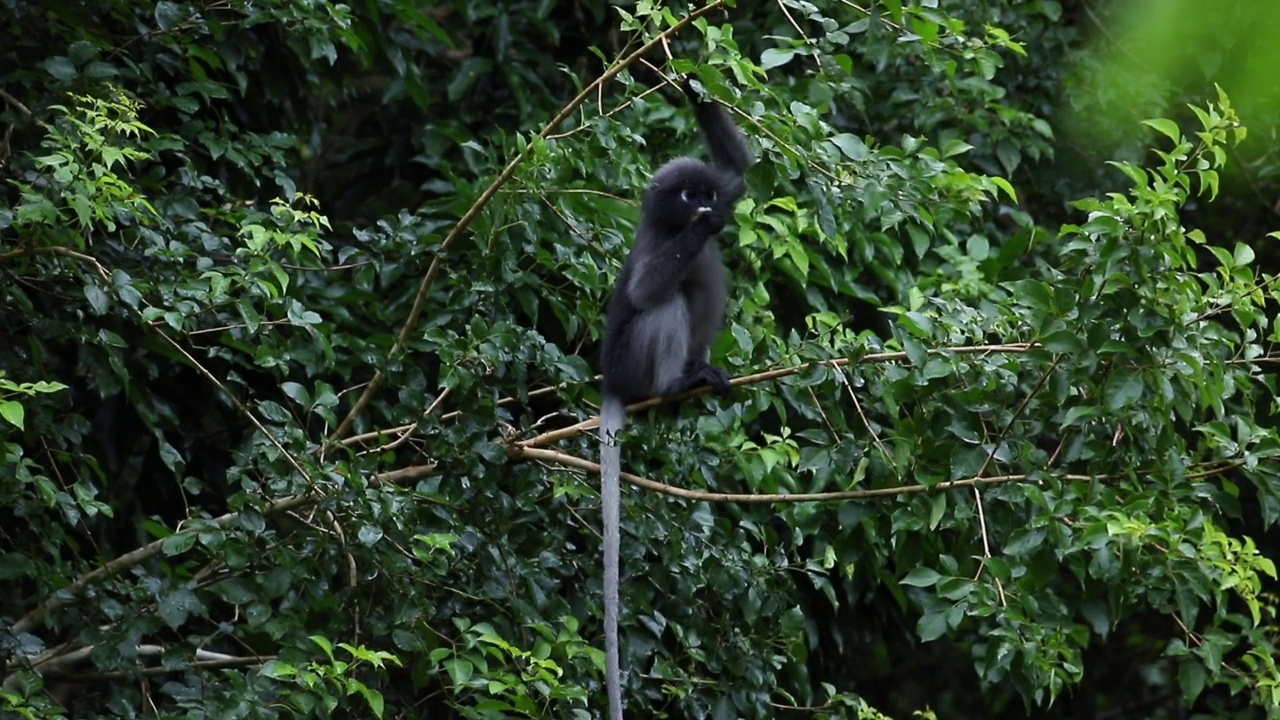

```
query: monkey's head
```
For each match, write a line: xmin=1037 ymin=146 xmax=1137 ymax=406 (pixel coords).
xmin=642 ymin=157 xmax=733 ymax=233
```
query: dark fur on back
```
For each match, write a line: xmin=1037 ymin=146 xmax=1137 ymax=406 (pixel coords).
xmin=601 ymin=156 xmax=739 ymax=402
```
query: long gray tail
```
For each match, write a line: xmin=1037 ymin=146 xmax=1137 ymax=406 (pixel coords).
xmin=599 ymin=395 xmax=625 ymax=720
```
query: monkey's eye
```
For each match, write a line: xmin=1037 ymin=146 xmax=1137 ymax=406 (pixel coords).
xmin=680 ymin=188 xmax=717 ymax=206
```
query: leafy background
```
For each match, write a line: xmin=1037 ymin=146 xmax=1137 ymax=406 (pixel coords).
xmin=2 ymin=0 xmax=1280 ymax=718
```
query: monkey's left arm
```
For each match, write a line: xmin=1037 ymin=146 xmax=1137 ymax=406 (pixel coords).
xmin=626 ymin=213 xmax=724 ymax=309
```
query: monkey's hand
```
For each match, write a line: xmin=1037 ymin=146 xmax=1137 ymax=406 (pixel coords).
xmin=692 ymin=208 xmax=726 ymax=235
xmin=680 ymin=76 xmax=704 ymax=104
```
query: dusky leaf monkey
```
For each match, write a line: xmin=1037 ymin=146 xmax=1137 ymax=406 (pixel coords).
xmin=597 ymin=75 xmax=753 ymax=720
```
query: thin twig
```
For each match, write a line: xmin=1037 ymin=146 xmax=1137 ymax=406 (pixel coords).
xmin=804 ymin=385 xmax=840 ymax=442
xmin=839 ymin=365 xmax=892 ymax=468
xmin=970 ymin=486 xmax=1007 ymax=606
xmin=156 ymin=330 xmax=313 ymax=482
xmin=357 ymin=388 xmax=453 ymax=457
xmin=341 ymin=381 xmax=577 ymax=448
xmin=775 ymin=0 xmax=816 ymax=61
xmin=968 ymin=356 xmax=1060 ymax=605
xmin=975 ymin=356 xmax=1061 ymax=479
xmin=544 ymin=85 xmax=669 ymax=142
xmin=0 ymin=245 xmax=110 ymax=274
xmin=1187 ymin=274 xmax=1280 ymax=325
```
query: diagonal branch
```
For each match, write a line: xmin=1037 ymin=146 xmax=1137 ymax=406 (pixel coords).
xmin=969 ymin=355 xmax=1060 ymax=606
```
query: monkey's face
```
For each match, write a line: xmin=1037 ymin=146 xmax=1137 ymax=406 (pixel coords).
xmin=673 ymin=184 xmax=722 ymax=229
xmin=680 ymin=185 xmax=718 ymax=214
xmin=643 ymin=158 xmax=731 ymax=233
xmin=675 ymin=186 xmax=726 ymax=235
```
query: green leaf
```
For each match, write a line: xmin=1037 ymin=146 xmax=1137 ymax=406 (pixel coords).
xmin=996 ymin=140 xmax=1021 ymax=175
xmin=830 ymin=133 xmax=869 ymax=161
xmin=901 ymin=567 xmax=941 ymax=588
xmin=1142 ymin=118 xmax=1182 ymax=144
xmin=1062 ymin=405 xmax=1099 ymax=427
xmin=155 ymin=1 xmax=184 ymax=32
xmin=161 ymin=532 xmax=197 ymax=556
xmin=917 ymin=610 xmax=948 ymax=642
xmin=901 ymin=311 xmax=933 ymax=337
xmin=1006 ymin=279 xmax=1053 ymax=310
xmin=444 ymin=658 xmax=474 ymax=685
xmin=901 ymin=335 xmax=928 ymax=366
xmin=157 ymin=586 xmax=197 ymax=628
xmin=1105 ymin=371 xmax=1144 ymax=410
xmin=991 ymin=176 xmax=1019 ymax=203
xmin=310 ymin=635 xmax=335 ymax=658
xmin=281 ymin=381 xmax=310 ymax=405
xmin=261 ymin=660 xmax=297 ymax=679
xmin=928 ymin=493 xmax=947 ymax=530
xmin=1041 ymin=330 xmax=1082 ymax=354
xmin=0 ymin=400 xmax=24 ymax=429
xmin=84 ymin=284 xmax=109 ymax=314
xmin=42 ymin=56 xmax=77 ymax=82
xmin=1233 ymin=242 xmax=1255 ymax=266
xmin=1178 ymin=659 xmax=1206 ymax=702
xmin=922 ymin=358 xmax=951 ymax=380
xmin=966 ymin=235 xmax=990 ymax=261
xmin=760 ymin=47 xmax=797 ymax=70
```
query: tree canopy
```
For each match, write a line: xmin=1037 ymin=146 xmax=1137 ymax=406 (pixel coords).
xmin=3 ymin=1 xmax=1280 ymax=718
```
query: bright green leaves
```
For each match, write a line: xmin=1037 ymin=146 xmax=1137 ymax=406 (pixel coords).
xmin=262 ymin=637 xmax=404 ymax=719
xmin=737 ymin=428 xmax=801 ymax=490
xmin=1143 ymin=117 xmax=1183 ymax=145
xmin=9 ymin=90 xmax=156 ymax=241
xmin=760 ymin=46 xmax=800 ymax=71
xmin=417 ymin=618 xmax=593 ymax=716
xmin=0 ymin=373 xmax=67 ymax=431
xmin=238 ymin=197 xmax=329 ymax=259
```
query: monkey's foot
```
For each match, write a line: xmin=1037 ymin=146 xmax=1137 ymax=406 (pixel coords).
xmin=676 ymin=362 xmax=732 ymax=397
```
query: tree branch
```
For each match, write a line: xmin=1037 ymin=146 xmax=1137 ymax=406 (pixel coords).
xmin=516 ymin=343 xmax=1038 ymax=449
xmin=513 ymin=445 xmax=1242 ymax=505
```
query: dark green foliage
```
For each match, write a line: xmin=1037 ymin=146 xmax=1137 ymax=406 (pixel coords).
xmin=3 ymin=1 xmax=1280 ymax=719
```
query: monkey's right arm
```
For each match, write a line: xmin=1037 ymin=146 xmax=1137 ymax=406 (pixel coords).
xmin=694 ymin=102 xmax=753 ymax=178
xmin=625 ymin=213 xmax=724 ymax=309
xmin=683 ymin=80 xmax=754 ymax=180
